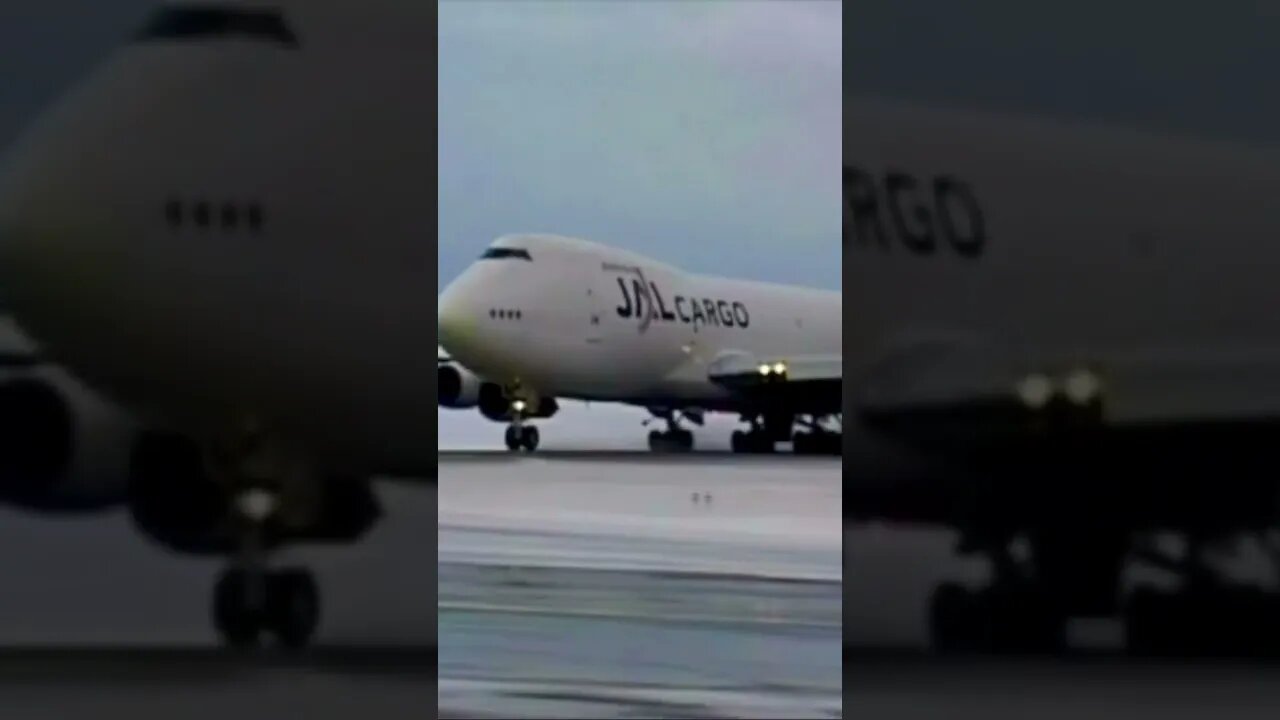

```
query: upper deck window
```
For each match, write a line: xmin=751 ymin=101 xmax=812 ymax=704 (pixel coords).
xmin=479 ymin=247 xmax=533 ymax=261
xmin=135 ymin=5 xmax=300 ymax=48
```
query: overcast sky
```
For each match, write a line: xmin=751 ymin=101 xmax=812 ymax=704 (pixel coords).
xmin=437 ymin=0 xmax=842 ymax=291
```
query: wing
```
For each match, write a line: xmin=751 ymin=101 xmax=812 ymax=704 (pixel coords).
xmin=707 ymin=350 xmax=841 ymax=416
xmin=851 ymin=339 xmax=1280 ymax=445
xmin=841 ymin=338 xmax=1280 ymax=529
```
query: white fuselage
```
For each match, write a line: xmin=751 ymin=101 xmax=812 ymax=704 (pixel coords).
xmin=844 ymin=97 xmax=1280 ymax=427
xmin=0 ymin=1 xmax=435 ymax=476
xmin=439 ymin=234 xmax=842 ymax=409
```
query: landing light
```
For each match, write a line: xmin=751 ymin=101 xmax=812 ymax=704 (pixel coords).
xmin=1015 ymin=373 xmax=1054 ymax=409
xmin=758 ymin=362 xmax=788 ymax=377
xmin=512 ymin=399 xmax=527 ymax=413
xmin=1064 ymin=369 xmax=1101 ymax=405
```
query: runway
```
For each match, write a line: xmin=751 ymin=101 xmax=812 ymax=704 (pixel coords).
xmin=438 ymin=450 xmax=843 ymax=718
xmin=2 ymin=450 xmax=1279 ymax=717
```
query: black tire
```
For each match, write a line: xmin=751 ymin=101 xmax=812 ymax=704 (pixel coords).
xmin=521 ymin=426 xmax=540 ymax=452
xmin=731 ymin=431 xmax=749 ymax=454
xmin=988 ymin=585 xmax=1066 ymax=655
xmin=793 ymin=432 xmax=814 ymax=455
xmin=1124 ymin=585 xmax=1174 ymax=657
xmin=929 ymin=582 xmax=979 ymax=654
xmin=676 ymin=430 xmax=694 ymax=451
xmin=648 ymin=431 xmax=665 ymax=453
xmin=751 ymin=432 xmax=775 ymax=454
xmin=213 ymin=569 xmax=260 ymax=649
xmin=267 ymin=569 xmax=320 ymax=650
xmin=504 ymin=426 xmax=521 ymax=451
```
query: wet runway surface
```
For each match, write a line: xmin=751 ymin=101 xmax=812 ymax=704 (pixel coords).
xmin=438 ymin=452 xmax=843 ymax=718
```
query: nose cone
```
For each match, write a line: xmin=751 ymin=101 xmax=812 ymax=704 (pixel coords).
xmin=0 ymin=115 xmax=142 ymax=386
xmin=437 ymin=274 xmax=481 ymax=360
xmin=0 ymin=145 xmax=104 ymax=332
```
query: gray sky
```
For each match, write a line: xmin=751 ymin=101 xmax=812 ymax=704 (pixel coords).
xmin=436 ymin=0 xmax=842 ymax=291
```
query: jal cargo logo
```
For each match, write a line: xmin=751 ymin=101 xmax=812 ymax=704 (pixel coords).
xmin=614 ymin=277 xmax=750 ymax=331
xmin=843 ymin=165 xmax=987 ymax=258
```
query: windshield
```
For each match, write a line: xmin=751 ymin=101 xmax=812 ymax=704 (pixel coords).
xmin=135 ymin=5 xmax=300 ymax=48
xmin=479 ymin=247 xmax=533 ymax=261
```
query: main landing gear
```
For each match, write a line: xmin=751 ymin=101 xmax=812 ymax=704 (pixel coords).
xmin=1122 ymin=535 xmax=1280 ymax=657
xmin=928 ymin=539 xmax=1071 ymax=655
xmin=207 ymin=429 xmax=321 ymax=650
xmin=927 ymin=527 xmax=1280 ymax=657
xmin=645 ymin=409 xmax=703 ymax=453
xmin=731 ymin=413 xmax=842 ymax=455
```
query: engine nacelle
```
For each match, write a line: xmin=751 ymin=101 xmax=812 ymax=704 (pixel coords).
xmin=0 ymin=363 xmax=140 ymax=513
xmin=438 ymin=362 xmax=483 ymax=409
xmin=478 ymin=383 xmax=560 ymax=423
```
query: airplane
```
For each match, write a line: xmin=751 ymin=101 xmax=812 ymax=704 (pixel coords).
xmin=13 ymin=0 xmax=1280 ymax=661
xmin=838 ymin=95 xmax=1280 ymax=656
xmin=0 ymin=0 xmax=431 ymax=649
xmin=437 ymin=234 xmax=843 ymax=455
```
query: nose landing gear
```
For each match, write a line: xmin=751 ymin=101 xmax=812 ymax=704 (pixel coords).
xmin=208 ymin=434 xmax=321 ymax=651
xmin=504 ymin=397 xmax=540 ymax=452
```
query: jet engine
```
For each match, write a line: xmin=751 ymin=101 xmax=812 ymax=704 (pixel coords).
xmin=438 ymin=361 xmax=484 ymax=408
xmin=0 ymin=363 xmax=140 ymax=513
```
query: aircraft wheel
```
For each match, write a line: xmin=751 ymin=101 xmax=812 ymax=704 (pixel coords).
xmin=1124 ymin=585 xmax=1180 ymax=656
xmin=982 ymin=583 xmax=1066 ymax=654
xmin=267 ymin=568 xmax=321 ymax=650
xmin=213 ymin=568 xmax=262 ymax=649
xmin=648 ymin=430 xmax=666 ymax=453
xmin=520 ymin=426 xmax=540 ymax=452
xmin=732 ymin=430 xmax=772 ymax=454
xmin=504 ymin=426 xmax=521 ymax=452
xmin=794 ymin=432 xmax=824 ymax=455
xmin=929 ymin=581 xmax=1065 ymax=655
xmin=675 ymin=429 xmax=694 ymax=451
xmin=649 ymin=430 xmax=695 ymax=453
xmin=929 ymin=582 xmax=981 ymax=654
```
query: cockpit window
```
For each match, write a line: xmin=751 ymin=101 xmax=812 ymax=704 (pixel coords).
xmin=479 ymin=247 xmax=533 ymax=261
xmin=135 ymin=5 xmax=300 ymax=48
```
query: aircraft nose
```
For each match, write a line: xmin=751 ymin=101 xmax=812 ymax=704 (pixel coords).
xmin=437 ymin=277 xmax=480 ymax=357
xmin=0 ymin=134 xmax=127 ymax=351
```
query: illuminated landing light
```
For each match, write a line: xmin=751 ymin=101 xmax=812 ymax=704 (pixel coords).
xmin=1064 ymin=369 xmax=1101 ymax=405
xmin=512 ymin=399 xmax=527 ymax=413
xmin=1016 ymin=373 xmax=1054 ymax=409
xmin=758 ymin=361 xmax=789 ymax=378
